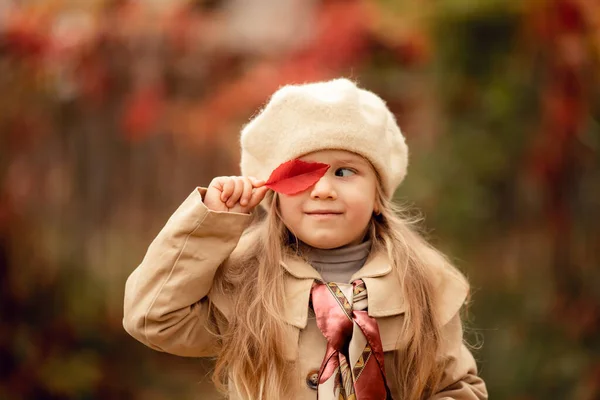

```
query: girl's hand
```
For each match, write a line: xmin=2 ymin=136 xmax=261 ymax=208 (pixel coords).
xmin=203 ymin=176 xmax=270 ymax=213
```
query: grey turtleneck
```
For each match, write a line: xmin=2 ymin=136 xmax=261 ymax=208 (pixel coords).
xmin=299 ymin=240 xmax=372 ymax=284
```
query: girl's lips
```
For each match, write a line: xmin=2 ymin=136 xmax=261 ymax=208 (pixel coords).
xmin=305 ymin=212 xmax=342 ymax=219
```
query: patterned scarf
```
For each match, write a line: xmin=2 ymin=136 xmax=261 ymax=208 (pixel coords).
xmin=311 ymin=280 xmax=392 ymax=399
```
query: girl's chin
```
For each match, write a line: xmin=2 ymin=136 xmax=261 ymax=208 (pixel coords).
xmin=299 ymin=237 xmax=354 ymax=250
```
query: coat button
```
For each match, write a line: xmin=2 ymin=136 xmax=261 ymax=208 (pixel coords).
xmin=306 ymin=370 xmax=319 ymax=390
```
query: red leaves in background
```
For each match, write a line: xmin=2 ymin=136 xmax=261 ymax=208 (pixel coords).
xmin=265 ymin=159 xmax=330 ymax=195
xmin=121 ymin=84 xmax=165 ymax=142
xmin=2 ymin=15 xmax=47 ymax=60
xmin=3 ymin=27 xmax=46 ymax=59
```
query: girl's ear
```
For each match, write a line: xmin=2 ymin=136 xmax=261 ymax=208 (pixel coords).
xmin=373 ymin=201 xmax=381 ymax=216
xmin=373 ymin=191 xmax=383 ymax=215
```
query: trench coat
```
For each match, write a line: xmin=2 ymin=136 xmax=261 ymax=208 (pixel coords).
xmin=123 ymin=188 xmax=488 ymax=399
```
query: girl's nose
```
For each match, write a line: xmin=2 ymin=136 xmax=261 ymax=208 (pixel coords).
xmin=310 ymin=175 xmax=337 ymax=199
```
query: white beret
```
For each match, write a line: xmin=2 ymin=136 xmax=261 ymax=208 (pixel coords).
xmin=240 ymin=78 xmax=408 ymax=198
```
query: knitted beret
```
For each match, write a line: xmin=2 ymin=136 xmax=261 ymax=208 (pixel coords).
xmin=240 ymin=78 xmax=408 ymax=198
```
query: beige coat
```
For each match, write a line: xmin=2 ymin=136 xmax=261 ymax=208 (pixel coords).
xmin=123 ymin=189 xmax=488 ymax=399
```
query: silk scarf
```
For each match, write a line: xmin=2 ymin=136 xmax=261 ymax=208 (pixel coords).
xmin=311 ymin=280 xmax=392 ymax=399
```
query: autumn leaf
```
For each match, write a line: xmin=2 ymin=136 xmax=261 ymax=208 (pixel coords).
xmin=265 ymin=159 xmax=330 ymax=195
xmin=121 ymin=84 xmax=164 ymax=142
xmin=3 ymin=23 xmax=47 ymax=59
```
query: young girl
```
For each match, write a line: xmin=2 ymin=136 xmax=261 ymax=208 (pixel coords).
xmin=123 ymin=79 xmax=488 ymax=399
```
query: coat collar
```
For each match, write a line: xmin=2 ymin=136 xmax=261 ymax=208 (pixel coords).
xmin=280 ymin=249 xmax=407 ymax=329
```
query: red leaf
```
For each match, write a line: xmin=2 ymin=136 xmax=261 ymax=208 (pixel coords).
xmin=265 ymin=159 xmax=330 ymax=195
xmin=122 ymin=84 xmax=164 ymax=142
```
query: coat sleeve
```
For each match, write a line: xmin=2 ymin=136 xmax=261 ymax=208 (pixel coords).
xmin=122 ymin=188 xmax=253 ymax=357
xmin=428 ymin=312 xmax=488 ymax=399
xmin=427 ymin=263 xmax=488 ymax=399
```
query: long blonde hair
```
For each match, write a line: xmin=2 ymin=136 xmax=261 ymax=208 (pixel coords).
xmin=210 ymin=183 xmax=468 ymax=399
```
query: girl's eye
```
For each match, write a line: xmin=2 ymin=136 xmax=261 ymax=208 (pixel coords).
xmin=334 ymin=168 xmax=355 ymax=177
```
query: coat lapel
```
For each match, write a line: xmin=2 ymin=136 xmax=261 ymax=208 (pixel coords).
xmin=280 ymin=257 xmax=320 ymax=329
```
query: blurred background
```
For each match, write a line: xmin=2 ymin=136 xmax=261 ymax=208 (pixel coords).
xmin=0 ymin=0 xmax=599 ymax=398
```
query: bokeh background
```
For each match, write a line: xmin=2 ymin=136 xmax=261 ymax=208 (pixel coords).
xmin=1 ymin=0 xmax=599 ymax=399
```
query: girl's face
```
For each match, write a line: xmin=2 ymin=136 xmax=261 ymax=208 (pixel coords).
xmin=278 ymin=149 xmax=379 ymax=249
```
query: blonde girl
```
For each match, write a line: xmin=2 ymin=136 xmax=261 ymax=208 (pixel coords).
xmin=123 ymin=79 xmax=488 ymax=399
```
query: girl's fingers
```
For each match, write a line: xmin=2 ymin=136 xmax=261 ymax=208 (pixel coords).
xmin=247 ymin=186 xmax=270 ymax=209
xmin=240 ymin=177 xmax=253 ymax=206
xmin=249 ymin=176 xmax=266 ymax=188
xmin=220 ymin=178 xmax=235 ymax=202
xmin=227 ymin=177 xmax=244 ymax=208
xmin=210 ymin=176 xmax=267 ymax=212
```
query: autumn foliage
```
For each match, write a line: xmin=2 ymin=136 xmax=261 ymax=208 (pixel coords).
xmin=0 ymin=0 xmax=599 ymax=399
